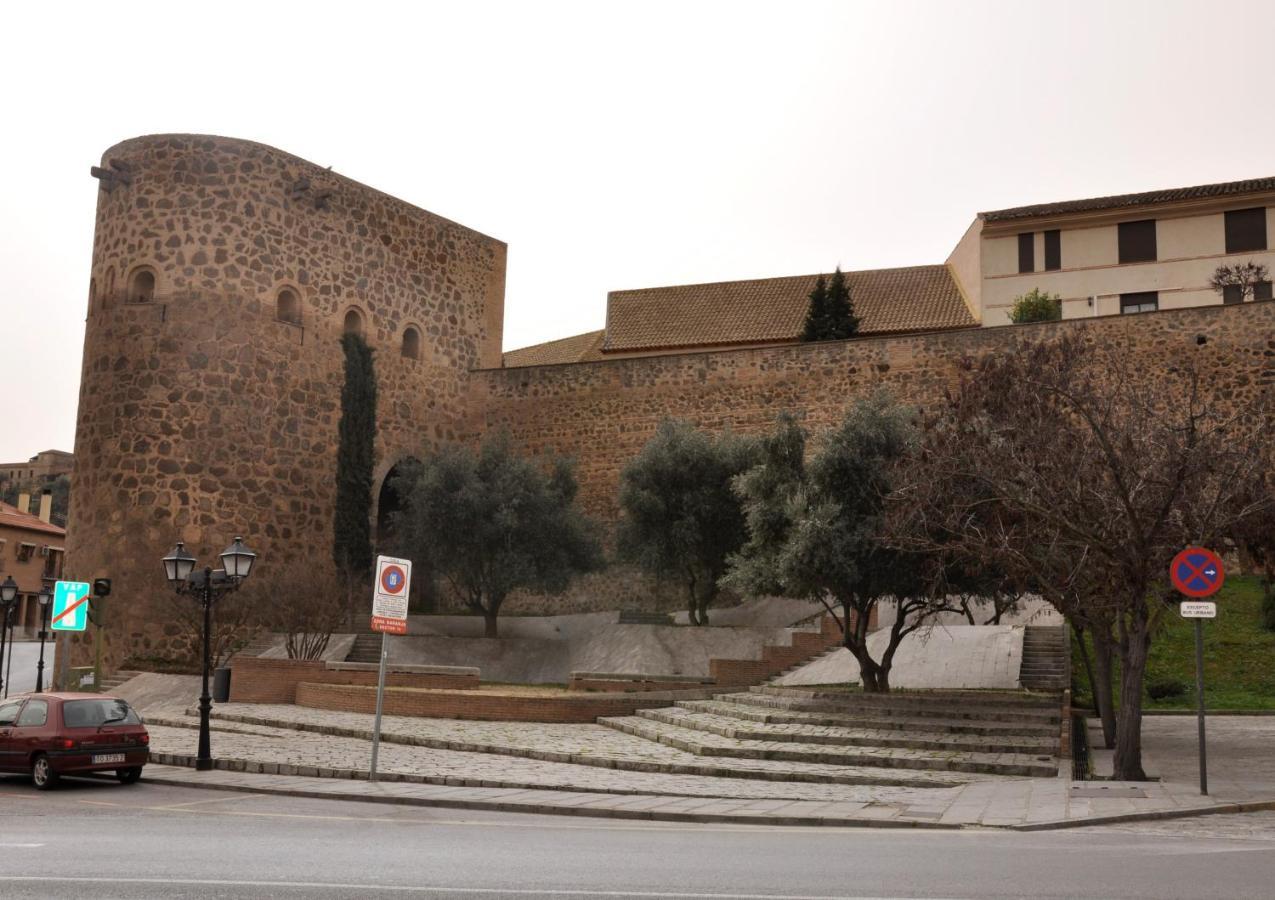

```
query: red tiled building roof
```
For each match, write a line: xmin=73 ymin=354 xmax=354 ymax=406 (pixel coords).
xmin=0 ymin=501 xmax=66 ymax=537
xmin=601 ymin=264 xmax=976 ymax=352
xmin=981 ymin=175 xmax=1275 ymax=223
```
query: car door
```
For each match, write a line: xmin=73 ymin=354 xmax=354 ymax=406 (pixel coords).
xmin=13 ymin=699 xmax=50 ymax=765
xmin=0 ymin=699 xmax=25 ymax=772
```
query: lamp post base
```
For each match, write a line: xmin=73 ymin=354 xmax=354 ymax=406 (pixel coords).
xmin=195 ymin=758 xmax=214 ymax=772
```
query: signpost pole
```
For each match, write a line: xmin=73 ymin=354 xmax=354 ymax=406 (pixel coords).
xmin=369 ymin=630 xmax=389 ymax=782
xmin=1194 ymin=618 xmax=1208 ymax=796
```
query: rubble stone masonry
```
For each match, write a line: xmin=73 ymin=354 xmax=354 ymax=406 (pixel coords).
xmin=65 ymin=135 xmax=1275 ymax=669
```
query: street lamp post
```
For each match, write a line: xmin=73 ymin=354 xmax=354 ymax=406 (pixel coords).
xmin=34 ymin=585 xmax=53 ymax=692
xmin=162 ymin=536 xmax=256 ymax=771
xmin=0 ymin=576 xmax=17 ymax=698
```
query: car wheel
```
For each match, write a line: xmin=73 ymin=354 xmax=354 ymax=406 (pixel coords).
xmin=31 ymin=755 xmax=59 ymax=791
xmin=116 ymin=767 xmax=143 ymax=785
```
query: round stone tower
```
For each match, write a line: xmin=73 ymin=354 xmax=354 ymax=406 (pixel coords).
xmin=65 ymin=134 xmax=506 ymax=673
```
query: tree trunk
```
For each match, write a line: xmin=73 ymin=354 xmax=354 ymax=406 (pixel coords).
xmin=484 ymin=610 xmax=499 ymax=638
xmin=1112 ymin=622 xmax=1152 ymax=780
xmin=1091 ymin=628 xmax=1118 ymax=750
xmin=686 ymin=575 xmax=703 ymax=626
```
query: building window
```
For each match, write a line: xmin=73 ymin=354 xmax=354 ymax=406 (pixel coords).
xmin=1223 ymin=285 xmax=1243 ymax=305
xmin=127 ymin=267 xmax=156 ymax=302
xmin=1017 ymin=233 xmax=1034 ymax=273
xmin=1256 ymin=281 xmax=1273 ymax=302
xmin=343 ymin=309 xmax=364 ymax=336
xmin=1044 ymin=230 xmax=1061 ymax=271
xmin=1118 ymin=220 xmax=1157 ymax=264
xmin=401 ymin=326 xmax=421 ymax=360
xmin=276 ymin=288 xmax=301 ymax=325
xmin=1225 ymin=208 xmax=1267 ymax=254
xmin=1120 ymin=291 xmax=1159 ymax=314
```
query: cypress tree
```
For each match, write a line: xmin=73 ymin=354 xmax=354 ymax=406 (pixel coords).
xmin=333 ymin=332 xmax=377 ymax=590
xmin=800 ymin=275 xmax=829 ymax=342
xmin=824 ymin=266 xmax=860 ymax=340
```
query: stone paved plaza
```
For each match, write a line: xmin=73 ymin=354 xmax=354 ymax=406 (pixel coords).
xmin=139 ymin=702 xmax=1275 ymax=829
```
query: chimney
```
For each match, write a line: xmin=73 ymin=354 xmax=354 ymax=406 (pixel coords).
xmin=17 ymin=492 xmax=30 ymax=514
xmin=39 ymin=489 xmax=53 ymax=524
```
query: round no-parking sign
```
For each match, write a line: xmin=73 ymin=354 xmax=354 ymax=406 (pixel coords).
xmin=1170 ymin=547 xmax=1225 ymax=599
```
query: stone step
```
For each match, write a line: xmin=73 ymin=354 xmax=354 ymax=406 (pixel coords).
xmin=732 ymin=690 xmax=1061 ymax=724
xmin=751 ymin=685 xmax=1059 ymax=710
xmin=678 ymin=699 xmax=1059 ymax=738
xmin=600 ymin=715 xmax=1058 ymax=778
xmin=637 ymin=707 xmax=1058 ymax=755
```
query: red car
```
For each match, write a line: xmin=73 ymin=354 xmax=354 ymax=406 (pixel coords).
xmin=0 ymin=692 xmax=149 ymax=789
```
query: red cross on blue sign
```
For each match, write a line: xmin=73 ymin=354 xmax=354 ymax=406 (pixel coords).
xmin=1170 ymin=547 xmax=1225 ymax=598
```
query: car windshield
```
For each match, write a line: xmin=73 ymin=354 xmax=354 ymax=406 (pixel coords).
xmin=62 ymin=699 xmax=141 ymax=728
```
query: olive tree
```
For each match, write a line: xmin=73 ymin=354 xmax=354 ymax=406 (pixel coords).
xmin=617 ymin=420 xmax=759 ymax=625
xmin=392 ymin=433 xmax=603 ymax=637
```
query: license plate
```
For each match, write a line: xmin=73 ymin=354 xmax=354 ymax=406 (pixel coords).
xmin=92 ymin=753 xmax=125 ymax=765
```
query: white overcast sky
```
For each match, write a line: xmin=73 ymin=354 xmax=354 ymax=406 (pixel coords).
xmin=3 ymin=0 xmax=1274 ymax=463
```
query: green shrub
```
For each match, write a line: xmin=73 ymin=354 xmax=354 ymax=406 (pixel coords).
xmin=1147 ymin=678 xmax=1187 ymax=701
xmin=1009 ymin=288 xmax=1062 ymax=324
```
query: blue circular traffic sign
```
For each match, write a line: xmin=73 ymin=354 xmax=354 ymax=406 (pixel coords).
xmin=1170 ymin=547 xmax=1225 ymax=599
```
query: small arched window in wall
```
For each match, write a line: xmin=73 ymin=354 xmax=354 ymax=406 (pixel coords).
xmin=343 ymin=309 xmax=364 ymax=336
xmin=128 ymin=267 xmax=156 ymax=303
xmin=276 ymin=288 xmax=302 ymax=325
xmin=401 ymin=326 xmax=421 ymax=360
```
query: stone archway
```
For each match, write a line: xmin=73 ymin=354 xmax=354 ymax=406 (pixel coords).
xmin=374 ymin=457 xmax=419 ymax=553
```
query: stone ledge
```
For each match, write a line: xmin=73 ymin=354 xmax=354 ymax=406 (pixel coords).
xmin=326 ymin=662 xmax=481 ymax=677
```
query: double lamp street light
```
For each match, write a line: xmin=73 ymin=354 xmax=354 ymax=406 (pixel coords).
xmin=0 ymin=576 xmax=53 ymax=695
xmin=162 ymin=535 xmax=256 ymax=771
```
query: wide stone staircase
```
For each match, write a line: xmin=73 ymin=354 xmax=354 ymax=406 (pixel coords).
xmin=598 ymin=684 xmax=1062 ymax=782
xmin=1018 ymin=625 xmax=1068 ymax=691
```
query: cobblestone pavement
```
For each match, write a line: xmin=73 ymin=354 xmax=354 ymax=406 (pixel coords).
xmin=191 ymin=704 xmax=993 ymax=787
xmin=145 ymin=721 xmax=960 ymax=806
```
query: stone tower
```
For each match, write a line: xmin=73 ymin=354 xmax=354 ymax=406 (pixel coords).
xmin=65 ymin=134 xmax=506 ymax=672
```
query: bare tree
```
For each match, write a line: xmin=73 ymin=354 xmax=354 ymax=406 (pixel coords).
xmin=1209 ymin=261 xmax=1270 ymax=304
xmin=243 ymin=559 xmax=347 ymax=660
xmin=919 ymin=333 xmax=1271 ymax=779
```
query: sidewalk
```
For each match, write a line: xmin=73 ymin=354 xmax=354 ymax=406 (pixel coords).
xmin=141 ymin=707 xmax=1275 ymax=830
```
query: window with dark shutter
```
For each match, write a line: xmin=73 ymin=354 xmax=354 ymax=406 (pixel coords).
xmin=1224 ymin=208 xmax=1267 ymax=253
xmin=1018 ymin=233 xmax=1034 ymax=273
xmin=1254 ymin=281 xmax=1273 ymax=302
xmin=1120 ymin=291 xmax=1159 ymax=314
xmin=1044 ymin=230 xmax=1061 ymax=270
xmin=1118 ymin=220 xmax=1157 ymax=263
xmin=1222 ymin=285 xmax=1244 ymax=305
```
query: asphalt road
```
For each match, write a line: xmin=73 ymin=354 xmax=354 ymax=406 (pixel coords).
xmin=0 ymin=776 xmax=1273 ymax=899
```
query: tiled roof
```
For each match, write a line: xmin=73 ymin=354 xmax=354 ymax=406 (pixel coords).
xmin=503 ymin=329 xmax=606 ymax=368
xmin=981 ymin=175 xmax=1275 ymax=223
xmin=602 ymin=265 xmax=976 ymax=352
xmin=0 ymin=501 xmax=65 ymax=537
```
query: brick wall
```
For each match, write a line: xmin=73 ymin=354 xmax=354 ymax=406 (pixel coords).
xmin=294 ymin=682 xmax=719 ymax=723
xmin=229 ymin=657 xmax=479 ymax=703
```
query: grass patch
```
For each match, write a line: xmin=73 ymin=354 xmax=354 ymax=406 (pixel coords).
xmin=1073 ymin=575 xmax=1275 ymax=711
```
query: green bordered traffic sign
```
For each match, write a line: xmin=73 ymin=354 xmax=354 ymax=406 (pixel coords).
xmin=51 ymin=580 xmax=92 ymax=632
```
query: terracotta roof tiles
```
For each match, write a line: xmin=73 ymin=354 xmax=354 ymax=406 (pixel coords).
xmin=503 ymin=330 xmax=606 ymax=368
xmin=981 ymin=175 xmax=1275 ymax=223
xmin=602 ymin=264 xmax=976 ymax=352
xmin=0 ymin=501 xmax=65 ymax=537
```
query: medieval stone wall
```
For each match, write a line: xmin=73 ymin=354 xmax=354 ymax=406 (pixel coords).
xmin=470 ymin=301 xmax=1275 ymax=529
xmin=65 ymin=134 xmax=506 ymax=672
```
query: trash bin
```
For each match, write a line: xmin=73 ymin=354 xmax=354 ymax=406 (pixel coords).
xmin=212 ymin=667 xmax=232 ymax=703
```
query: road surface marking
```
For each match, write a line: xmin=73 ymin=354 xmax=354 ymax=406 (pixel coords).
xmin=0 ymin=843 xmax=44 ymax=848
xmin=0 ymin=878 xmax=961 ymax=899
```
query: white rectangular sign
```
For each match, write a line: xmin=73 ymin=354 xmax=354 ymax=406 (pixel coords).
xmin=1180 ymin=601 xmax=1217 ymax=619
xmin=371 ymin=555 xmax=412 ymax=634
